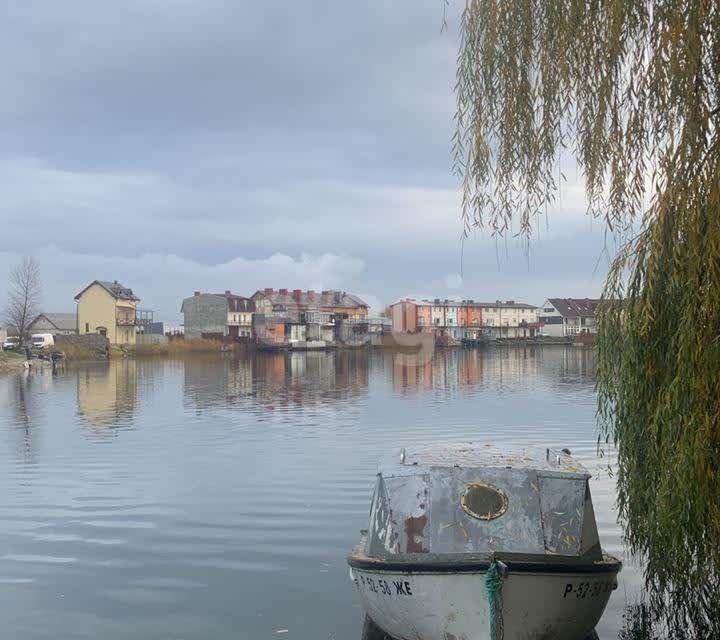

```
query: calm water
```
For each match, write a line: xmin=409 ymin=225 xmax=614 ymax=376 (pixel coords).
xmin=0 ymin=347 xmax=643 ymax=639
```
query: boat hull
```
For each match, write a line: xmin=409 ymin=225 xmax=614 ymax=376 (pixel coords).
xmin=349 ymin=563 xmax=619 ymax=640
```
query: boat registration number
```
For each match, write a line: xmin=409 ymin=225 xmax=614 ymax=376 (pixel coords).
xmin=358 ymin=574 xmax=413 ymax=597
xmin=563 ymin=579 xmax=615 ymax=599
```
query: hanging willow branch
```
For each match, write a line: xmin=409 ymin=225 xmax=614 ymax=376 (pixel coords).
xmin=454 ymin=0 xmax=719 ymax=635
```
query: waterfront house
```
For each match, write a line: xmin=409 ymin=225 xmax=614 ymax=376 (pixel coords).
xmin=457 ymin=301 xmax=483 ymax=339
xmin=252 ymin=312 xmax=304 ymax=349
xmin=478 ymin=301 xmax=540 ymax=339
xmin=227 ymin=295 xmax=254 ymax=338
xmin=389 ymin=299 xmax=434 ymax=334
xmin=392 ymin=298 xmax=538 ymax=341
xmin=181 ymin=291 xmax=254 ymax=339
xmin=27 ymin=313 xmax=78 ymax=336
xmin=416 ymin=302 xmax=432 ymax=330
xmin=251 ymin=289 xmax=369 ymax=320
xmin=391 ymin=298 xmax=483 ymax=342
xmin=251 ymin=289 xmax=368 ymax=348
xmin=75 ymin=280 xmax=139 ymax=345
xmin=539 ymin=298 xmax=600 ymax=337
xmin=391 ymin=299 xmax=419 ymax=333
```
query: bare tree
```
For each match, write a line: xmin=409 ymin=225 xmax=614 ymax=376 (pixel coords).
xmin=4 ymin=257 xmax=42 ymax=344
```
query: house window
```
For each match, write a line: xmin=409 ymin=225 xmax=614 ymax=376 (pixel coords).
xmin=85 ymin=322 xmax=89 ymax=332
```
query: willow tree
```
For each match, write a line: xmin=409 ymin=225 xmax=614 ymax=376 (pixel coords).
xmin=453 ymin=0 xmax=719 ymax=635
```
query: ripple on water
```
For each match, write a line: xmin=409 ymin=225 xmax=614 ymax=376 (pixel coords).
xmin=0 ymin=347 xmax=641 ymax=640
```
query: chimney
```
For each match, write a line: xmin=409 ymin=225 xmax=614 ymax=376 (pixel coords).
xmin=194 ymin=291 xmax=201 ymax=296
xmin=506 ymin=300 xmax=515 ymax=304
xmin=225 ymin=290 xmax=231 ymax=296
xmin=114 ymin=280 xmax=118 ymax=284
xmin=293 ymin=289 xmax=302 ymax=300
xmin=321 ymin=290 xmax=330 ymax=296
xmin=264 ymin=288 xmax=273 ymax=295
xmin=279 ymin=288 xmax=288 ymax=295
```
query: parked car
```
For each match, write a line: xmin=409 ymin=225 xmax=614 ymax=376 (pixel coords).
xmin=31 ymin=333 xmax=54 ymax=349
xmin=2 ymin=336 xmax=20 ymax=350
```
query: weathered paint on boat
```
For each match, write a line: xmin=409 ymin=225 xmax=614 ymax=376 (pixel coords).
xmin=348 ymin=443 xmax=621 ymax=640
xmin=349 ymin=559 xmax=619 ymax=640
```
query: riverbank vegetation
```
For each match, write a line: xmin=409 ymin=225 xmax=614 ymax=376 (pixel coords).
xmin=454 ymin=1 xmax=719 ymax=635
xmin=55 ymin=337 xmax=226 ymax=361
xmin=0 ymin=350 xmax=25 ymax=373
xmin=130 ymin=338 xmax=225 ymax=356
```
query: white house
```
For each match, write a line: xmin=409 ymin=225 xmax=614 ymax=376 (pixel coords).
xmin=480 ymin=301 xmax=540 ymax=338
xmin=539 ymin=298 xmax=600 ymax=337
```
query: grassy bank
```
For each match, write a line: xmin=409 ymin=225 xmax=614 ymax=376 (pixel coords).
xmin=129 ymin=338 xmax=224 ymax=356
xmin=56 ymin=338 xmax=226 ymax=361
xmin=0 ymin=350 xmax=26 ymax=373
xmin=56 ymin=343 xmax=110 ymax=361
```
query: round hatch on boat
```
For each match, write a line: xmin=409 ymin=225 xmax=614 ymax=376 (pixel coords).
xmin=461 ymin=482 xmax=508 ymax=521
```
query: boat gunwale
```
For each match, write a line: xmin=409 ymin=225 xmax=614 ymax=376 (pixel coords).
xmin=347 ymin=550 xmax=622 ymax=575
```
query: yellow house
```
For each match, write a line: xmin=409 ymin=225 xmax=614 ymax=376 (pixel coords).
xmin=75 ymin=280 xmax=140 ymax=345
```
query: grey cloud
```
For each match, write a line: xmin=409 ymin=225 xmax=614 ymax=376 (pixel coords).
xmin=0 ymin=1 xmax=610 ymax=316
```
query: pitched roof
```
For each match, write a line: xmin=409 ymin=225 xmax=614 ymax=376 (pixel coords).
xmin=29 ymin=313 xmax=77 ymax=331
xmin=180 ymin=291 xmax=254 ymax=313
xmin=251 ymin=289 xmax=368 ymax=310
xmin=75 ymin=280 xmax=139 ymax=301
xmin=547 ymin=298 xmax=600 ymax=318
xmin=221 ymin=294 xmax=254 ymax=312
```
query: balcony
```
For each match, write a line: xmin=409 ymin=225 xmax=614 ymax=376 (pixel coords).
xmin=116 ymin=315 xmax=137 ymax=326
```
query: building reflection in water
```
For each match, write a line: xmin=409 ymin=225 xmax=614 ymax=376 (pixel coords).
xmin=76 ymin=360 xmax=138 ymax=428
xmin=182 ymin=350 xmax=370 ymax=413
xmin=391 ymin=346 xmax=597 ymax=394
xmin=65 ymin=347 xmax=596 ymax=426
xmin=2 ymin=371 xmax=45 ymax=463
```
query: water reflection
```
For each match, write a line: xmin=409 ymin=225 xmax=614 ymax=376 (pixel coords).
xmin=5 ymin=374 xmax=38 ymax=464
xmin=76 ymin=360 xmax=138 ymax=428
xmin=0 ymin=346 xmax=639 ymax=640
xmin=183 ymin=351 xmax=370 ymax=413
xmin=390 ymin=345 xmax=597 ymax=394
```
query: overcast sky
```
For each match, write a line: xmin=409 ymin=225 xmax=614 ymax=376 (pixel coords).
xmin=0 ymin=1 xmax=613 ymax=321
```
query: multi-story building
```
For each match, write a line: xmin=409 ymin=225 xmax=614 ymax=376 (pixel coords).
xmin=250 ymin=289 xmax=368 ymax=349
xmin=431 ymin=299 xmax=445 ymax=329
xmin=391 ymin=299 xmax=419 ymax=333
xmin=539 ymin=298 xmax=600 ymax=337
xmin=391 ymin=298 xmax=540 ymax=341
xmin=416 ymin=303 xmax=432 ymax=330
xmin=389 ymin=299 xmax=434 ymax=333
xmin=181 ymin=291 xmax=254 ymax=339
xmin=251 ymin=289 xmax=369 ymax=320
xmin=75 ymin=280 xmax=140 ymax=345
xmin=391 ymin=299 xmax=483 ymax=341
xmin=227 ymin=296 xmax=255 ymax=338
xmin=457 ymin=302 xmax=483 ymax=339
xmin=478 ymin=301 xmax=540 ymax=339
